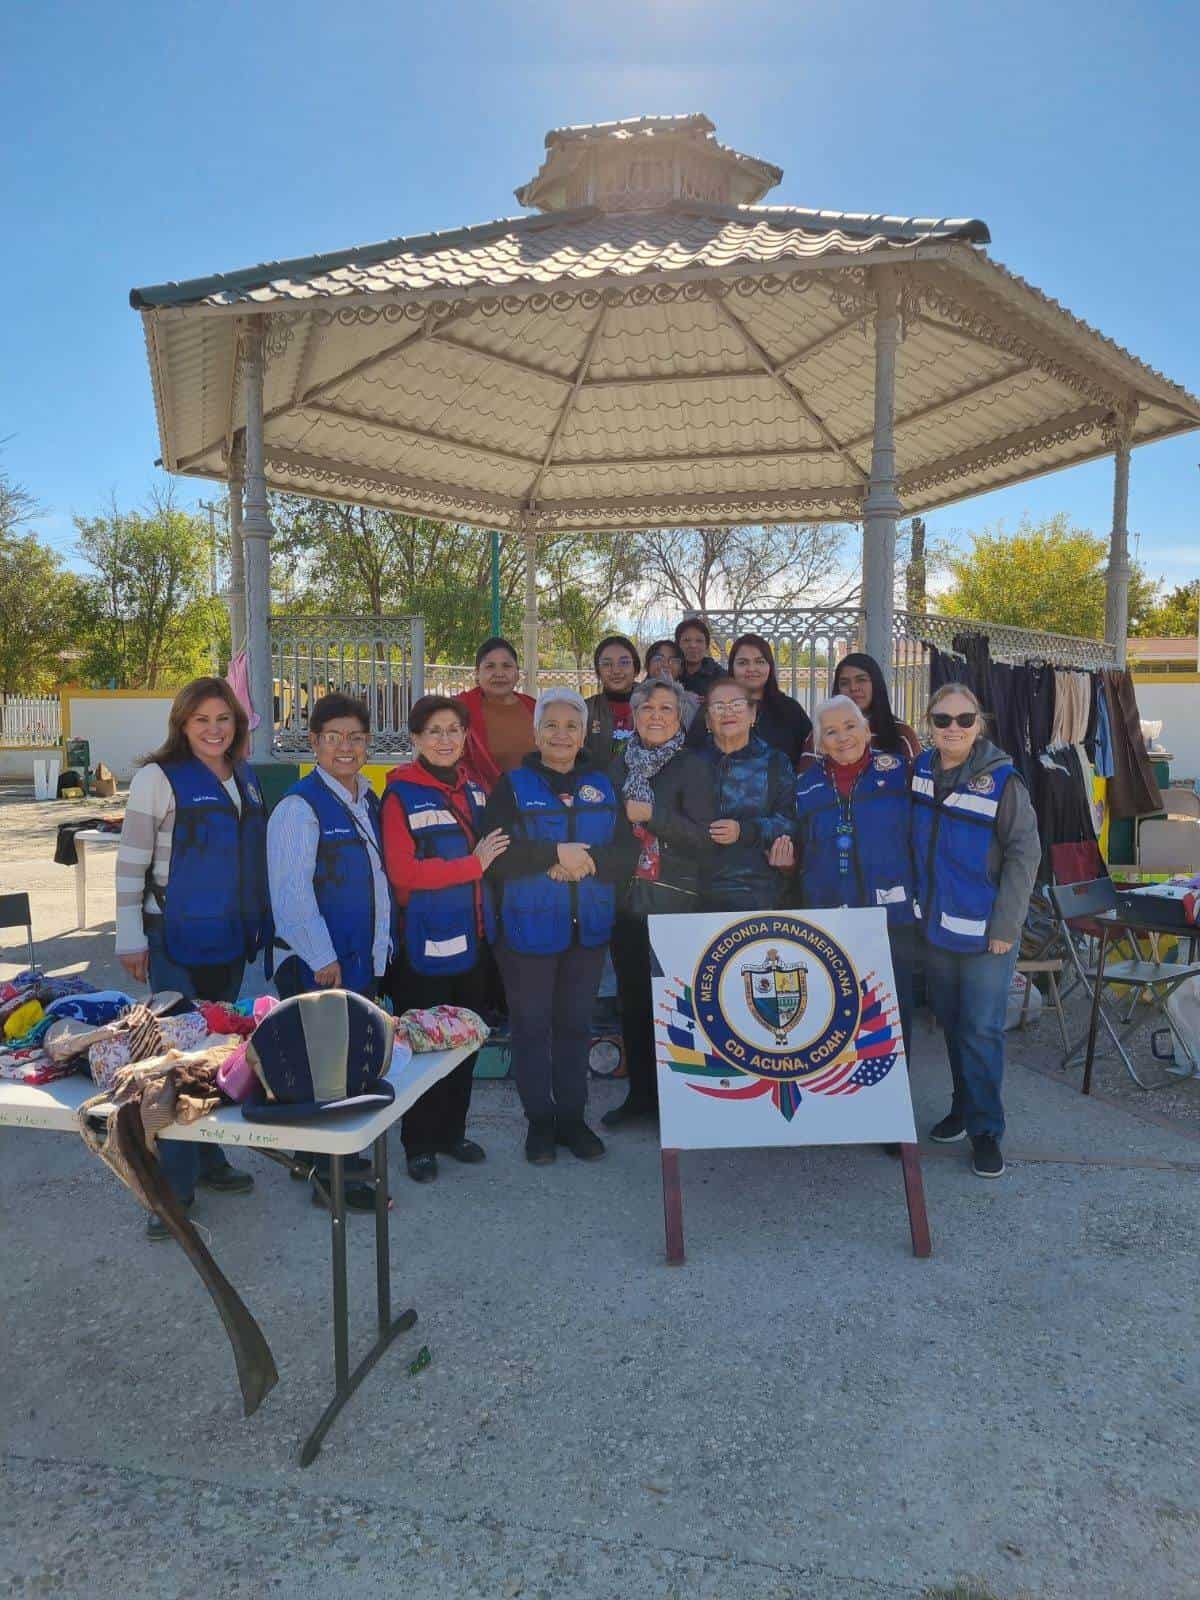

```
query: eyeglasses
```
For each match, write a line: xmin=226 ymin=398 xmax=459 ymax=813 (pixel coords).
xmin=710 ymin=697 xmax=750 ymax=714
xmin=317 ymin=731 xmax=369 ymax=748
xmin=930 ymin=711 xmax=978 ymax=729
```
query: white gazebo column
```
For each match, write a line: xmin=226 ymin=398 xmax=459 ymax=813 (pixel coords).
xmin=240 ymin=321 xmax=276 ymax=760
xmin=1103 ymin=418 xmax=1135 ymax=668
xmin=862 ymin=267 xmax=903 ymax=680
xmin=521 ymin=527 xmax=539 ymax=694
xmin=226 ymin=457 xmax=247 ymax=659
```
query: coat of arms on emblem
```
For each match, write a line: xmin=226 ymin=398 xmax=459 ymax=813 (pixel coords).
xmin=741 ymin=948 xmax=809 ymax=1045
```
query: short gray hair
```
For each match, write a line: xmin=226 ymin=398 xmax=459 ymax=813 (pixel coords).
xmin=533 ymin=686 xmax=588 ymax=731
xmin=812 ymin=694 xmax=868 ymax=741
xmin=630 ymin=678 xmax=686 ymax=719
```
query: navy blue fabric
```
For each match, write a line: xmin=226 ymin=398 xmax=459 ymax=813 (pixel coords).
xmin=700 ymin=734 xmax=795 ymax=910
xmin=241 ymin=989 xmax=395 ymax=1121
xmin=794 ymin=753 xmax=915 ymax=927
xmin=501 ymin=766 xmax=618 ymax=954
xmin=160 ymin=757 xmax=268 ymax=966
xmin=283 ymin=771 xmax=387 ymax=994
xmin=385 ymin=775 xmax=493 ymax=975
xmin=911 ymin=749 xmax=1014 ymax=953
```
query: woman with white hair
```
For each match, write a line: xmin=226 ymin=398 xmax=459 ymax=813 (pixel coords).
xmin=480 ymin=687 xmax=638 ymax=1165
xmin=773 ymin=693 xmax=918 ymax=1050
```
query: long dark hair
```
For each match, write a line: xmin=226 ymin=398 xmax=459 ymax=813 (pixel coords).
xmin=728 ymin=633 xmax=789 ymax=712
xmin=142 ymin=676 xmax=250 ymax=768
xmin=834 ymin=652 xmax=903 ymax=754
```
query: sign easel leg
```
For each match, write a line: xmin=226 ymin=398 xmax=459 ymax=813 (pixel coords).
xmin=899 ymin=1142 xmax=932 ymax=1258
xmin=661 ymin=1147 xmax=685 ymax=1265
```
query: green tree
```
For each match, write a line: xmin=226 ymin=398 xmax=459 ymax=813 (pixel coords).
xmin=939 ymin=514 xmax=1160 ymax=638
xmin=1133 ymin=578 xmax=1200 ymax=638
xmin=538 ymin=532 xmax=641 ymax=670
xmin=0 ymin=457 xmax=80 ymax=692
xmin=74 ymin=493 xmax=225 ymax=688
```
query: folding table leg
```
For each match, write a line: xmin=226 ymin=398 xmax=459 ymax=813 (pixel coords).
xmin=299 ymin=1136 xmax=417 ymax=1468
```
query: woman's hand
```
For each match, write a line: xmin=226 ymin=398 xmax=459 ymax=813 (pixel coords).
xmin=709 ymin=819 xmax=741 ymax=846
xmin=473 ymin=828 xmax=510 ymax=870
xmin=768 ymin=836 xmax=795 ymax=870
xmin=119 ymin=950 xmax=149 ymax=985
xmin=557 ymin=842 xmax=594 ymax=876
xmin=987 ymin=938 xmax=1013 ymax=955
xmin=313 ymin=960 xmax=342 ymax=988
xmin=625 ymin=799 xmax=653 ymax=825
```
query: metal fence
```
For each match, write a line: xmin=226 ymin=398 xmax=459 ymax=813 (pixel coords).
xmin=0 ymin=694 xmax=61 ymax=746
xmin=424 ymin=663 xmax=592 ymax=698
xmin=269 ymin=615 xmax=425 ymax=756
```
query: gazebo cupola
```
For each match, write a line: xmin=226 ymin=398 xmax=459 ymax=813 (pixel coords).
xmin=514 ymin=113 xmax=783 ymax=213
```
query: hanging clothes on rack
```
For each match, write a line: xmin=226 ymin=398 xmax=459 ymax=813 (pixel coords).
xmin=951 ymin=632 xmax=996 ymax=712
xmin=1102 ymin=668 xmax=1162 ymax=818
xmin=1050 ymin=670 xmax=1091 ymax=748
xmin=1033 ymin=744 xmax=1098 ymax=880
xmin=989 ymin=660 xmax=1035 ymax=787
xmin=1026 ymin=663 xmax=1057 ymax=757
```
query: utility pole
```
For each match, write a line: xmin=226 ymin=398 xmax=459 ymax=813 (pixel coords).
xmin=198 ymin=498 xmax=222 ymax=673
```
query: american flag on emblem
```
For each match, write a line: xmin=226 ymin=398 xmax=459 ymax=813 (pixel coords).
xmin=801 ymin=973 xmax=902 ymax=1096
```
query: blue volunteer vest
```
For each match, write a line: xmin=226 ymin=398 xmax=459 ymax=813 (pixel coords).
xmin=280 ymin=771 xmax=389 ymax=995
xmin=910 ymin=749 xmax=1014 ymax=953
xmin=502 ymin=766 xmax=617 ymax=955
xmin=160 ymin=757 xmax=268 ymax=966
xmin=794 ymin=753 xmax=915 ymax=926
xmin=385 ymin=775 xmax=493 ymax=976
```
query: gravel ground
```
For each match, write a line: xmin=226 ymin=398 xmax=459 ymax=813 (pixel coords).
xmin=4 ymin=784 xmax=1200 ymax=1600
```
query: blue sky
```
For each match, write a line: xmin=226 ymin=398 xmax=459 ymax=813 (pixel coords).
xmin=3 ymin=0 xmax=1197 ymax=591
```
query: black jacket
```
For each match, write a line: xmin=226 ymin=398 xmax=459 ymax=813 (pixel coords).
xmin=679 ymin=656 xmax=722 ymax=696
xmin=700 ymin=734 xmax=796 ymax=910
xmin=609 ymin=746 xmax=715 ymax=914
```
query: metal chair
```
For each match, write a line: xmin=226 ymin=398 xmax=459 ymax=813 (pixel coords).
xmin=1049 ymin=877 xmax=1200 ymax=1090
xmin=0 ymin=892 xmax=38 ymax=975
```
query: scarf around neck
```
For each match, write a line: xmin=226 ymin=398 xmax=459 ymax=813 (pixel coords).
xmin=622 ymin=730 xmax=685 ymax=805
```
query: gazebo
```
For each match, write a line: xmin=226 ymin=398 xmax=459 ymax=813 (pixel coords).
xmin=131 ymin=113 xmax=1200 ymax=756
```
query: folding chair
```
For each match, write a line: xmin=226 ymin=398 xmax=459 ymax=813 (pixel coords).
xmin=0 ymin=892 xmax=38 ymax=975
xmin=1049 ymin=878 xmax=1200 ymax=1090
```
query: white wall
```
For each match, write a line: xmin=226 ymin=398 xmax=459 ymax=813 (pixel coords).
xmin=1133 ymin=679 xmax=1200 ymax=784
xmin=0 ymin=747 xmax=58 ymax=783
xmin=65 ymin=695 xmax=175 ymax=779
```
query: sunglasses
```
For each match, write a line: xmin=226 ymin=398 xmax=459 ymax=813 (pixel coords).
xmin=930 ymin=711 xmax=979 ymax=729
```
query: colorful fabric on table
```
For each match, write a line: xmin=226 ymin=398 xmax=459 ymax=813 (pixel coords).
xmin=3 ymin=999 xmax=44 ymax=1040
xmin=43 ymin=991 xmax=133 ymax=1025
xmin=88 ymin=1009 xmax=210 ymax=1092
xmin=396 ymin=1005 xmax=489 ymax=1053
xmin=197 ymin=1000 xmax=257 ymax=1037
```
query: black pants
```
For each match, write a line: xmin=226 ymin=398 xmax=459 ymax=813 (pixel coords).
xmin=610 ymin=916 xmax=657 ymax=1108
xmin=494 ymin=939 xmax=606 ymax=1124
xmin=387 ymin=955 xmax=487 ymax=1157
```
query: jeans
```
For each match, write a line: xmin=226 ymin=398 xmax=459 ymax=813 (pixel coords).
xmin=494 ymin=939 xmax=606 ymax=1124
xmin=923 ymin=941 xmax=1018 ymax=1139
xmin=145 ymin=915 xmax=245 ymax=1202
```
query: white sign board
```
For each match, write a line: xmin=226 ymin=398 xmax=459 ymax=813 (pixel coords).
xmin=650 ymin=908 xmax=917 ymax=1150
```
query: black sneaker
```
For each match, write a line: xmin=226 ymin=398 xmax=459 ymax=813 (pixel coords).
xmin=146 ymin=1200 xmax=191 ymax=1242
xmin=197 ymin=1161 xmax=254 ymax=1194
xmin=556 ymin=1119 xmax=606 ymax=1161
xmin=438 ymin=1138 xmax=487 ymax=1164
xmin=525 ymin=1120 xmax=557 ymax=1165
xmin=406 ymin=1154 xmax=438 ymax=1183
xmin=311 ymin=1179 xmax=378 ymax=1211
xmin=971 ymin=1135 xmax=1005 ymax=1179
xmin=929 ymin=1113 xmax=968 ymax=1144
xmin=600 ymin=1097 xmax=657 ymax=1130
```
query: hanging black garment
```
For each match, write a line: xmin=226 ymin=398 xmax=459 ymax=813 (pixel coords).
xmin=989 ymin=662 xmax=1034 ymax=787
xmin=928 ymin=645 xmax=967 ymax=693
xmin=1102 ymin=668 xmax=1162 ymax=818
xmin=1032 ymin=745 xmax=1098 ymax=881
xmin=1026 ymin=663 xmax=1057 ymax=756
xmin=951 ymin=632 xmax=995 ymax=713
xmin=1083 ymin=671 xmax=1101 ymax=762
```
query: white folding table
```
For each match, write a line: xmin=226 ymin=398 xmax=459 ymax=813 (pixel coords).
xmin=0 ymin=1043 xmax=471 ymax=1464
xmin=70 ymin=828 xmax=120 ymax=929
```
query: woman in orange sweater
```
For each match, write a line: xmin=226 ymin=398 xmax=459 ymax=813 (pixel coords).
xmin=455 ymin=636 xmax=536 ymax=791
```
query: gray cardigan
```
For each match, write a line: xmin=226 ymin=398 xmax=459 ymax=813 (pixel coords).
xmin=931 ymin=738 xmax=1041 ymax=945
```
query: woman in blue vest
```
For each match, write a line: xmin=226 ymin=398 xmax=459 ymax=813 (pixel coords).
xmin=382 ymin=695 xmax=509 ymax=1182
xmin=697 ymin=675 xmax=795 ymax=911
xmin=114 ymin=676 xmax=268 ymax=1237
xmin=268 ymin=692 xmax=396 ymax=1210
xmin=480 ymin=687 xmax=638 ymax=1165
xmin=911 ymin=683 xmax=1040 ymax=1179
xmin=774 ymin=695 xmax=918 ymax=1051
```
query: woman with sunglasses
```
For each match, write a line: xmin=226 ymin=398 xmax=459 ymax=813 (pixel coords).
xmin=911 ymin=683 xmax=1039 ymax=1179
xmin=700 ymin=675 xmax=795 ymax=911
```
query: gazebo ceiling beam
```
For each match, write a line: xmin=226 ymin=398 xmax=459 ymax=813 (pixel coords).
xmin=776 ymin=313 xmax=867 ymax=372
xmin=431 ymin=335 xmax=574 ymax=389
xmin=706 ymin=287 xmax=870 ymax=483
xmin=552 ymin=441 xmax=839 ymax=471
xmin=582 ymin=368 xmax=766 ymax=391
xmin=525 ymin=305 xmax=610 ymax=510
xmin=304 ymin=399 xmax=544 ymax=469
xmin=843 ymin=364 xmax=1035 ymax=448
xmin=897 ymin=403 xmax=1109 ymax=496
xmin=265 ymin=445 xmax=524 ymax=517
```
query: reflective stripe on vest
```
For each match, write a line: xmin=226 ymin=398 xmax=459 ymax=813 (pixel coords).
xmin=503 ymin=766 xmax=617 ymax=954
xmin=160 ymin=757 xmax=268 ymax=966
xmin=793 ymin=754 xmax=915 ymax=925
xmin=910 ymin=749 xmax=1014 ymax=953
xmin=286 ymin=772 xmax=384 ymax=994
xmin=385 ymin=776 xmax=492 ymax=976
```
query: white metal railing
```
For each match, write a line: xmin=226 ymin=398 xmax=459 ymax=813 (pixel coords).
xmin=269 ymin=615 xmax=425 ymax=756
xmin=424 ymin=663 xmax=592 ymax=698
xmin=0 ymin=694 xmax=61 ymax=746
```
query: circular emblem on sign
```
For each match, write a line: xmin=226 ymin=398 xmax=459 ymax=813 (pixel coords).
xmin=691 ymin=914 xmax=862 ymax=1083
xmin=873 ymin=753 xmax=900 ymax=771
xmin=577 ymin=783 xmax=605 ymax=803
xmin=968 ymin=773 xmax=996 ymax=794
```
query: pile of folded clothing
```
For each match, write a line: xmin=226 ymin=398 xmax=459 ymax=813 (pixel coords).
xmin=0 ymin=972 xmax=106 ymax=1086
